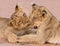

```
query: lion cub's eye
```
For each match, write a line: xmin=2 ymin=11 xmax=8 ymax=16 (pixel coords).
xmin=19 ymin=21 xmax=21 ymax=23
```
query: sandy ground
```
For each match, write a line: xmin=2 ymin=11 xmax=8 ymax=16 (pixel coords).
xmin=0 ymin=38 xmax=60 ymax=46
xmin=0 ymin=43 xmax=60 ymax=46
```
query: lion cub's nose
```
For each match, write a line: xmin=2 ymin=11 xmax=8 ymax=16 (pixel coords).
xmin=32 ymin=3 xmax=36 ymax=6
xmin=34 ymin=26 xmax=38 ymax=29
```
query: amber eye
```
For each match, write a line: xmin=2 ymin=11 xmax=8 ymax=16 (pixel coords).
xmin=19 ymin=21 xmax=21 ymax=23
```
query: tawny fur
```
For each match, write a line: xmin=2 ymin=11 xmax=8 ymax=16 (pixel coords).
xmin=17 ymin=4 xmax=60 ymax=44
xmin=0 ymin=5 xmax=31 ymax=43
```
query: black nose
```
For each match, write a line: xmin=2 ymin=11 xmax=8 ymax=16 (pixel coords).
xmin=32 ymin=3 xmax=36 ymax=6
xmin=34 ymin=26 xmax=38 ymax=29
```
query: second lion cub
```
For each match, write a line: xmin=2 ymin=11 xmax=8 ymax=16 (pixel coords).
xmin=17 ymin=4 xmax=60 ymax=44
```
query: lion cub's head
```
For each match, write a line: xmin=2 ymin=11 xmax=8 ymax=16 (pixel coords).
xmin=9 ymin=5 xmax=29 ymax=29
xmin=29 ymin=3 xmax=57 ymax=29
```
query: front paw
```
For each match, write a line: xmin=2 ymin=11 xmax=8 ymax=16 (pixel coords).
xmin=8 ymin=38 xmax=17 ymax=43
xmin=7 ymin=36 xmax=18 ymax=43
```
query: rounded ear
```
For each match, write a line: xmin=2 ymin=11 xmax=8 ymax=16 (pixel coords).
xmin=15 ymin=4 xmax=22 ymax=12
xmin=32 ymin=3 xmax=36 ymax=7
xmin=32 ymin=3 xmax=37 ymax=10
xmin=42 ymin=10 xmax=47 ymax=17
xmin=42 ymin=10 xmax=47 ymax=14
xmin=15 ymin=4 xmax=19 ymax=11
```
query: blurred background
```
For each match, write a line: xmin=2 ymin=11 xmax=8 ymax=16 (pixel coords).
xmin=0 ymin=0 xmax=60 ymax=20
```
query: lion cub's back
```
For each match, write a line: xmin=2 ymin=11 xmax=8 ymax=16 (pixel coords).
xmin=0 ymin=17 xmax=10 ymax=28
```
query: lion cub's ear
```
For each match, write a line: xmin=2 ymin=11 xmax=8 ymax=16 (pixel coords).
xmin=32 ymin=3 xmax=37 ymax=10
xmin=15 ymin=5 xmax=19 ymax=11
xmin=15 ymin=4 xmax=22 ymax=12
xmin=42 ymin=10 xmax=47 ymax=17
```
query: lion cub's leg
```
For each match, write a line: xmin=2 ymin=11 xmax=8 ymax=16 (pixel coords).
xmin=6 ymin=32 xmax=17 ymax=43
xmin=17 ymin=34 xmax=46 ymax=44
xmin=4 ymin=27 xmax=18 ymax=43
xmin=17 ymin=34 xmax=41 ymax=44
xmin=17 ymin=29 xmax=46 ymax=44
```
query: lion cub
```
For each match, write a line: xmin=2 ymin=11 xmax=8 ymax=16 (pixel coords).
xmin=17 ymin=4 xmax=60 ymax=44
xmin=0 ymin=4 xmax=30 ymax=43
